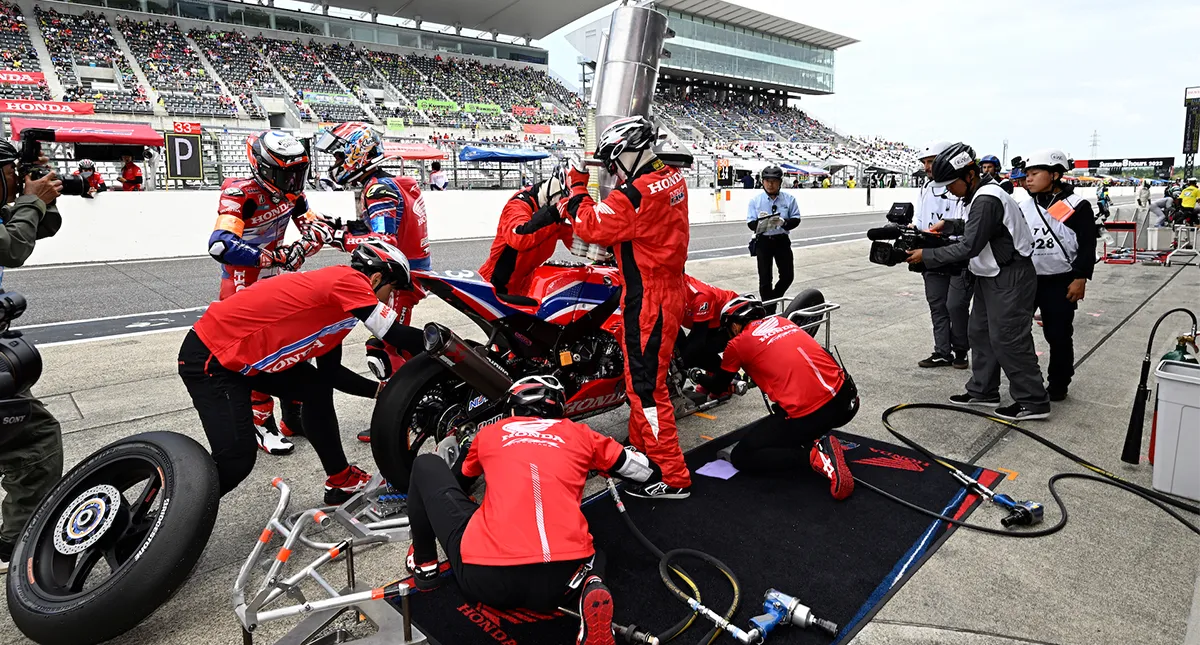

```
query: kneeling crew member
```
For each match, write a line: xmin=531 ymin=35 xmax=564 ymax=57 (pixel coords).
xmin=908 ymin=143 xmax=1050 ymax=422
xmin=678 ymin=274 xmax=739 ymax=374
xmin=178 ymin=240 xmax=425 ymax=501
xmin=479 ymin=163 xmax=572 ymax=300
xmin=698 ymin=297 xmax=859 ymax=500
xmin=405 ymin=376 xmax=653 ymax=645
xmin=1019 ymin=149 xmax=1097 ymax=401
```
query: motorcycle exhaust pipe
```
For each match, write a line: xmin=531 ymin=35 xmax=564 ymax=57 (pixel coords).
xmin=423 ymin=323 xmax=512 ymax=401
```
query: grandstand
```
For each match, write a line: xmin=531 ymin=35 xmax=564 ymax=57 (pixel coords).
xmin=0 ymin=0 xmax=920 ymax=190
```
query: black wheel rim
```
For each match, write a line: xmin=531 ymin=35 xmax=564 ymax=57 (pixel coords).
xmin=27 ymin=453 xmax=167 ymax=602
xmin=402 ymin=378 xmax=459 ymax=464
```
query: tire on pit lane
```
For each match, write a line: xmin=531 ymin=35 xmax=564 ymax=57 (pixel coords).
xmin=782 ymin=288 xmax=826 ymax=338
xmin=7 ymin=431 xmax=219 ymax=645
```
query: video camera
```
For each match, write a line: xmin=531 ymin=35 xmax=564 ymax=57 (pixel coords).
xmin=19 ymin=128 xmax=87 ymax=197
xmin=866 ymin=202 xmax=950 ymax=272
xmin=0 ymin=290 xmax=43 ymax=428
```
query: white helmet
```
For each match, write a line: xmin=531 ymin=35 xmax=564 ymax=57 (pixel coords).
xmin=919 ymin=140 xmax=952 ymax=161
xmin=595 ymin=115 xmax=659 ymax=179
xmin=1024 ymin=149 xmax=1070 ymax=173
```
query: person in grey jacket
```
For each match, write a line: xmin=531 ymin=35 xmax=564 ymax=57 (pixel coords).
xmin=905 ymin=143 xmax=1050 ymax=422
xmin=0 ymin=139 xmax=64 ymax=573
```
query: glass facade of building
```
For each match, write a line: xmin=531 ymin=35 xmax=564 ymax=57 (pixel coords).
xmin=661 ymin=9 xmax=835 ymax=93
xmin=62 ymin=0 xmax=549 ymax=64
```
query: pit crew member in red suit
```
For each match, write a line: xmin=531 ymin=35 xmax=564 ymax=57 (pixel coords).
xmin=479 ymin=163 xmax=572 ymax=301
xmin=404 ymin=375 xmax=653 ymax=645
xmin=207 ymin=130 xmax=327 ymax=454
xmin=117 ymin=154 xmax=142 ymax=191
xmin=72 ymin=159 xmax=106 ymax=197
xmin=315 ymin=122 xmax=431 ymax=442
xmin=178 ymin=241 xmax=424 ymax=501
xmin=698 ymin=296 xmax=859 ymax=500
xmin=564 ymin=115 xmax=692 ymax=500
xmin=678 ymin=274 xmax=739 ymax=375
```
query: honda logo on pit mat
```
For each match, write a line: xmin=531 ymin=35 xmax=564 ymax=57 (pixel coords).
xmin=851 ymin=447 xmax=928 ymax=472
xmin=457 ymin=602 xmax=562 ymax=644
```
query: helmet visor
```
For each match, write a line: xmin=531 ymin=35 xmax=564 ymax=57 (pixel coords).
xmin=314 ymin=130 xmax=344 ymax=155
xmin=263 ymin=160 xmax=310 ymax=195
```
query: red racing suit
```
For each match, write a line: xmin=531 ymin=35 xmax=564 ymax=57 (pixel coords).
xmin=342 ymin=172 xmax=431 ymax=373
xmin=209 ymin=177 xmax=315 ymax=427
xmin=479 ymin=186 xmax=573 ymax=297
xmin=118 ymin=161 xmax=143 ymax=191
xmin=72 ymin=170 xmax=107 ymax=193
xmin=567 ymin=159 xmax=692 ymax=488
xmin=682 ymin=274 xmax=738 ymax=331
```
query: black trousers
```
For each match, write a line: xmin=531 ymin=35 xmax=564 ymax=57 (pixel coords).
xmin=755 ymin=234 xmax=794 ymax=311
xmin=407 ymin=454 xmax=595 ymax=611
xmin=177 ymin=330 xmax=350 ymax=495
xmin=730 ymin=377 xmax=859 ymax=472
xmin=1034 ymin=273 xmax=1077 ymax=395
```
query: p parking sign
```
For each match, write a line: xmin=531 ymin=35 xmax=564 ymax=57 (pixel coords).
xmin=164 ymin=132 xmax=203 ymax=180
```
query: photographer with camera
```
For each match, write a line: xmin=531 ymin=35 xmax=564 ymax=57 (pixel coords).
xmin=0 ymin=139 xmax=64 ymax=573
xmin=747 ymin=165 xmax=800 ymax=313
xmin=914 ymin=141 xmax=971 ymax=369
xmin=906 ymin=143 xmax=1051 ymax=422
xmin=1017 ymin=149 xmax=1097 ymax=402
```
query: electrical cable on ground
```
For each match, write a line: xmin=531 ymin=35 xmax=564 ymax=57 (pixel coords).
xmin=858 ymin=403 xmax=1200 ymax=537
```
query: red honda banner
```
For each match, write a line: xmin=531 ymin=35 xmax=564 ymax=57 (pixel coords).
xmin=0 ymin=99 xmax=94 ymax=115
xmin=0 ymin=70 xmax=45 ymax=85
xmin=512 ymin=105 xmax=539 ymax=116
xmin=521 ymin=124 xmax=551 ymax=135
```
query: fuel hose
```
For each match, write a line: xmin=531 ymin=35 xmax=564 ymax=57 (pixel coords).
xmin=858 ymin=403 xmax=1200 ymax=537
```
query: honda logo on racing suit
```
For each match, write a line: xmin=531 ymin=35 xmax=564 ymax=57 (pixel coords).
xmin=646 ymin=171 xmax=684 ymax=195
xmin=563 ymin=390 xmax=627 ymax=415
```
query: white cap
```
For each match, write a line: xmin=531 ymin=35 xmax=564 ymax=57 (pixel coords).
xmin=919 ymin=140 xmax=952 ymax=161
xmin=1024 ymin=149 xmax=1070 ymax=173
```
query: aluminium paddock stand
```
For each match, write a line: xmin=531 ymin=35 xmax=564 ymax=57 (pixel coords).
xmin=233 ymin=478 xmax=428 ymax=645
xmin=1166 ymin=225 xmax=1198 ymax=267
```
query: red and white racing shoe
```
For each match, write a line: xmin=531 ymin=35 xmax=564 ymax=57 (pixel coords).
xmin=577 ymin=576 xmax=616 ymax=645
xmin=324 ymin=465 xmax=372 ymax=505
xmin=810 ymin=435 xmax=854 ymax=501
xmin=405 ymin=544 xmax=443 ymax=591
xmin=254 ymin=418 xmax=294 ymax=456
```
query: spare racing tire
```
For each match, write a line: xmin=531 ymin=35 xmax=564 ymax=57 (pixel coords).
xmin=782 ymin=288 xmax=826 ymax=338
xmin=7 ymin=431 xmax=219 ymax=645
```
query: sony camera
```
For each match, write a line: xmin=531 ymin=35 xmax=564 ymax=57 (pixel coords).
xmin=0 ymin=290 xmax=42 ymax=428
xmin=867 ymin=202 xmax=950 ymax=272
xmin=19 ymin=128 xmax=87 ymax=197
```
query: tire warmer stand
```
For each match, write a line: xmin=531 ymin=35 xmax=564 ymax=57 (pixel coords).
xmin=233 ymin=477 xmax=428 ymax=645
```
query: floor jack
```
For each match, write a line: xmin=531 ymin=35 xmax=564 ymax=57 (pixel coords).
xmin=233 ymin=477 xmax=427 ymax=645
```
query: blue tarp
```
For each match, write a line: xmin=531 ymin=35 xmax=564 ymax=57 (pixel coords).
xmin=457 ymin=146 xmax=550 ymax=163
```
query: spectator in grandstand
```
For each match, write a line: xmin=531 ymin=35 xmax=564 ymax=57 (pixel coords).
xmin=117 ymin=154 xmax=143 ymax=191
xmin=747 ymin=165 xmax=800 ymax=314
xmin=429 ymin=161 xmax=448 ymax=191
xmin=847 ymin=177 xmax=857 ymax=189
xmin=72 ymin=159 xmax=107 ymax=198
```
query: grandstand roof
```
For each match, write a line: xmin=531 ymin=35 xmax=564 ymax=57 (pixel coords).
xmin=322 ymin=0 xmax=611 ymax=40
xmin=652 ymin=0 xmax=858 ymax=49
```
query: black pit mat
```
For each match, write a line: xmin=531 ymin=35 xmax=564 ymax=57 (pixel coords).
xmin=395 ymin=430 xmax=1002 ymax=645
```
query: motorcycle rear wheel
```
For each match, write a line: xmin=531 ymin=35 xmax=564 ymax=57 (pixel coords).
xmin=371 ymin=354 xmax=466 ymax=493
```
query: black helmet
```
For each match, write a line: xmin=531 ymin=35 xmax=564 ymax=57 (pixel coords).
xmin=247 ymin=130 xmax=310 ymax=199
xmin=761 ymin=165 xmax=783 ymax=181
xmin=719 ymin=295 xmax=768 ymax=334
xmin=929 ymin=143 xmax=978 ymax=192
xmin=504 ymin=375 xmax=566 ymax=419
xmin=0 ymin=140 xmax=18 ymax=167
xmin=350 ymin=239 xmax=412 ymax=289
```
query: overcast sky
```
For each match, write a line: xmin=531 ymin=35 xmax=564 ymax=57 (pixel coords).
xmin=539 ymin=0 xmax=1197 ymax=164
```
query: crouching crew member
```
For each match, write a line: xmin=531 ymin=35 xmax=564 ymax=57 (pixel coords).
xmin=479 ymin=163 xmax=572 ymax=302
xmin=698 ymin=296 xmax=859 ymax=500
xmin=677 ymin=274 xmax=739 ymax=374
xmin=178 ymin=241 xmax=424 ymax=501
xmin=405 ymin=376 xmax=654 ymax=645
xmin=1018 ymin=149 xmax=1097 ymax=401
xmin=908 ymin=143 xmax=1050 ymax=422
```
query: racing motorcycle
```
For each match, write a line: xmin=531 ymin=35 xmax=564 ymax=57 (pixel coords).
xmin=369 ymin=260 xmax=827 ymax=491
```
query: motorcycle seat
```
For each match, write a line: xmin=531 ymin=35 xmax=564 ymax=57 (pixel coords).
xmin=496 ymin=292 xmax=539 ymax=308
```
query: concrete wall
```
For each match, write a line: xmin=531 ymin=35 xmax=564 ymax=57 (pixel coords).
xmin=24 ymin=186 xmax=1137 ymax=266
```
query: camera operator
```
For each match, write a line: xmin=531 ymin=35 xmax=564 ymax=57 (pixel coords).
xmin=0 ymin=139 xmax=64 ymax=573
xmin=906 ymin=143 xmax=1051 ymax=422
xmin=747 ymin=165 xmax=800 ymax=313
xmin=914 ymin=141 xmax=971 ymax=369
xmin=1018 ymin=150 xmax=1097 ymax=401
